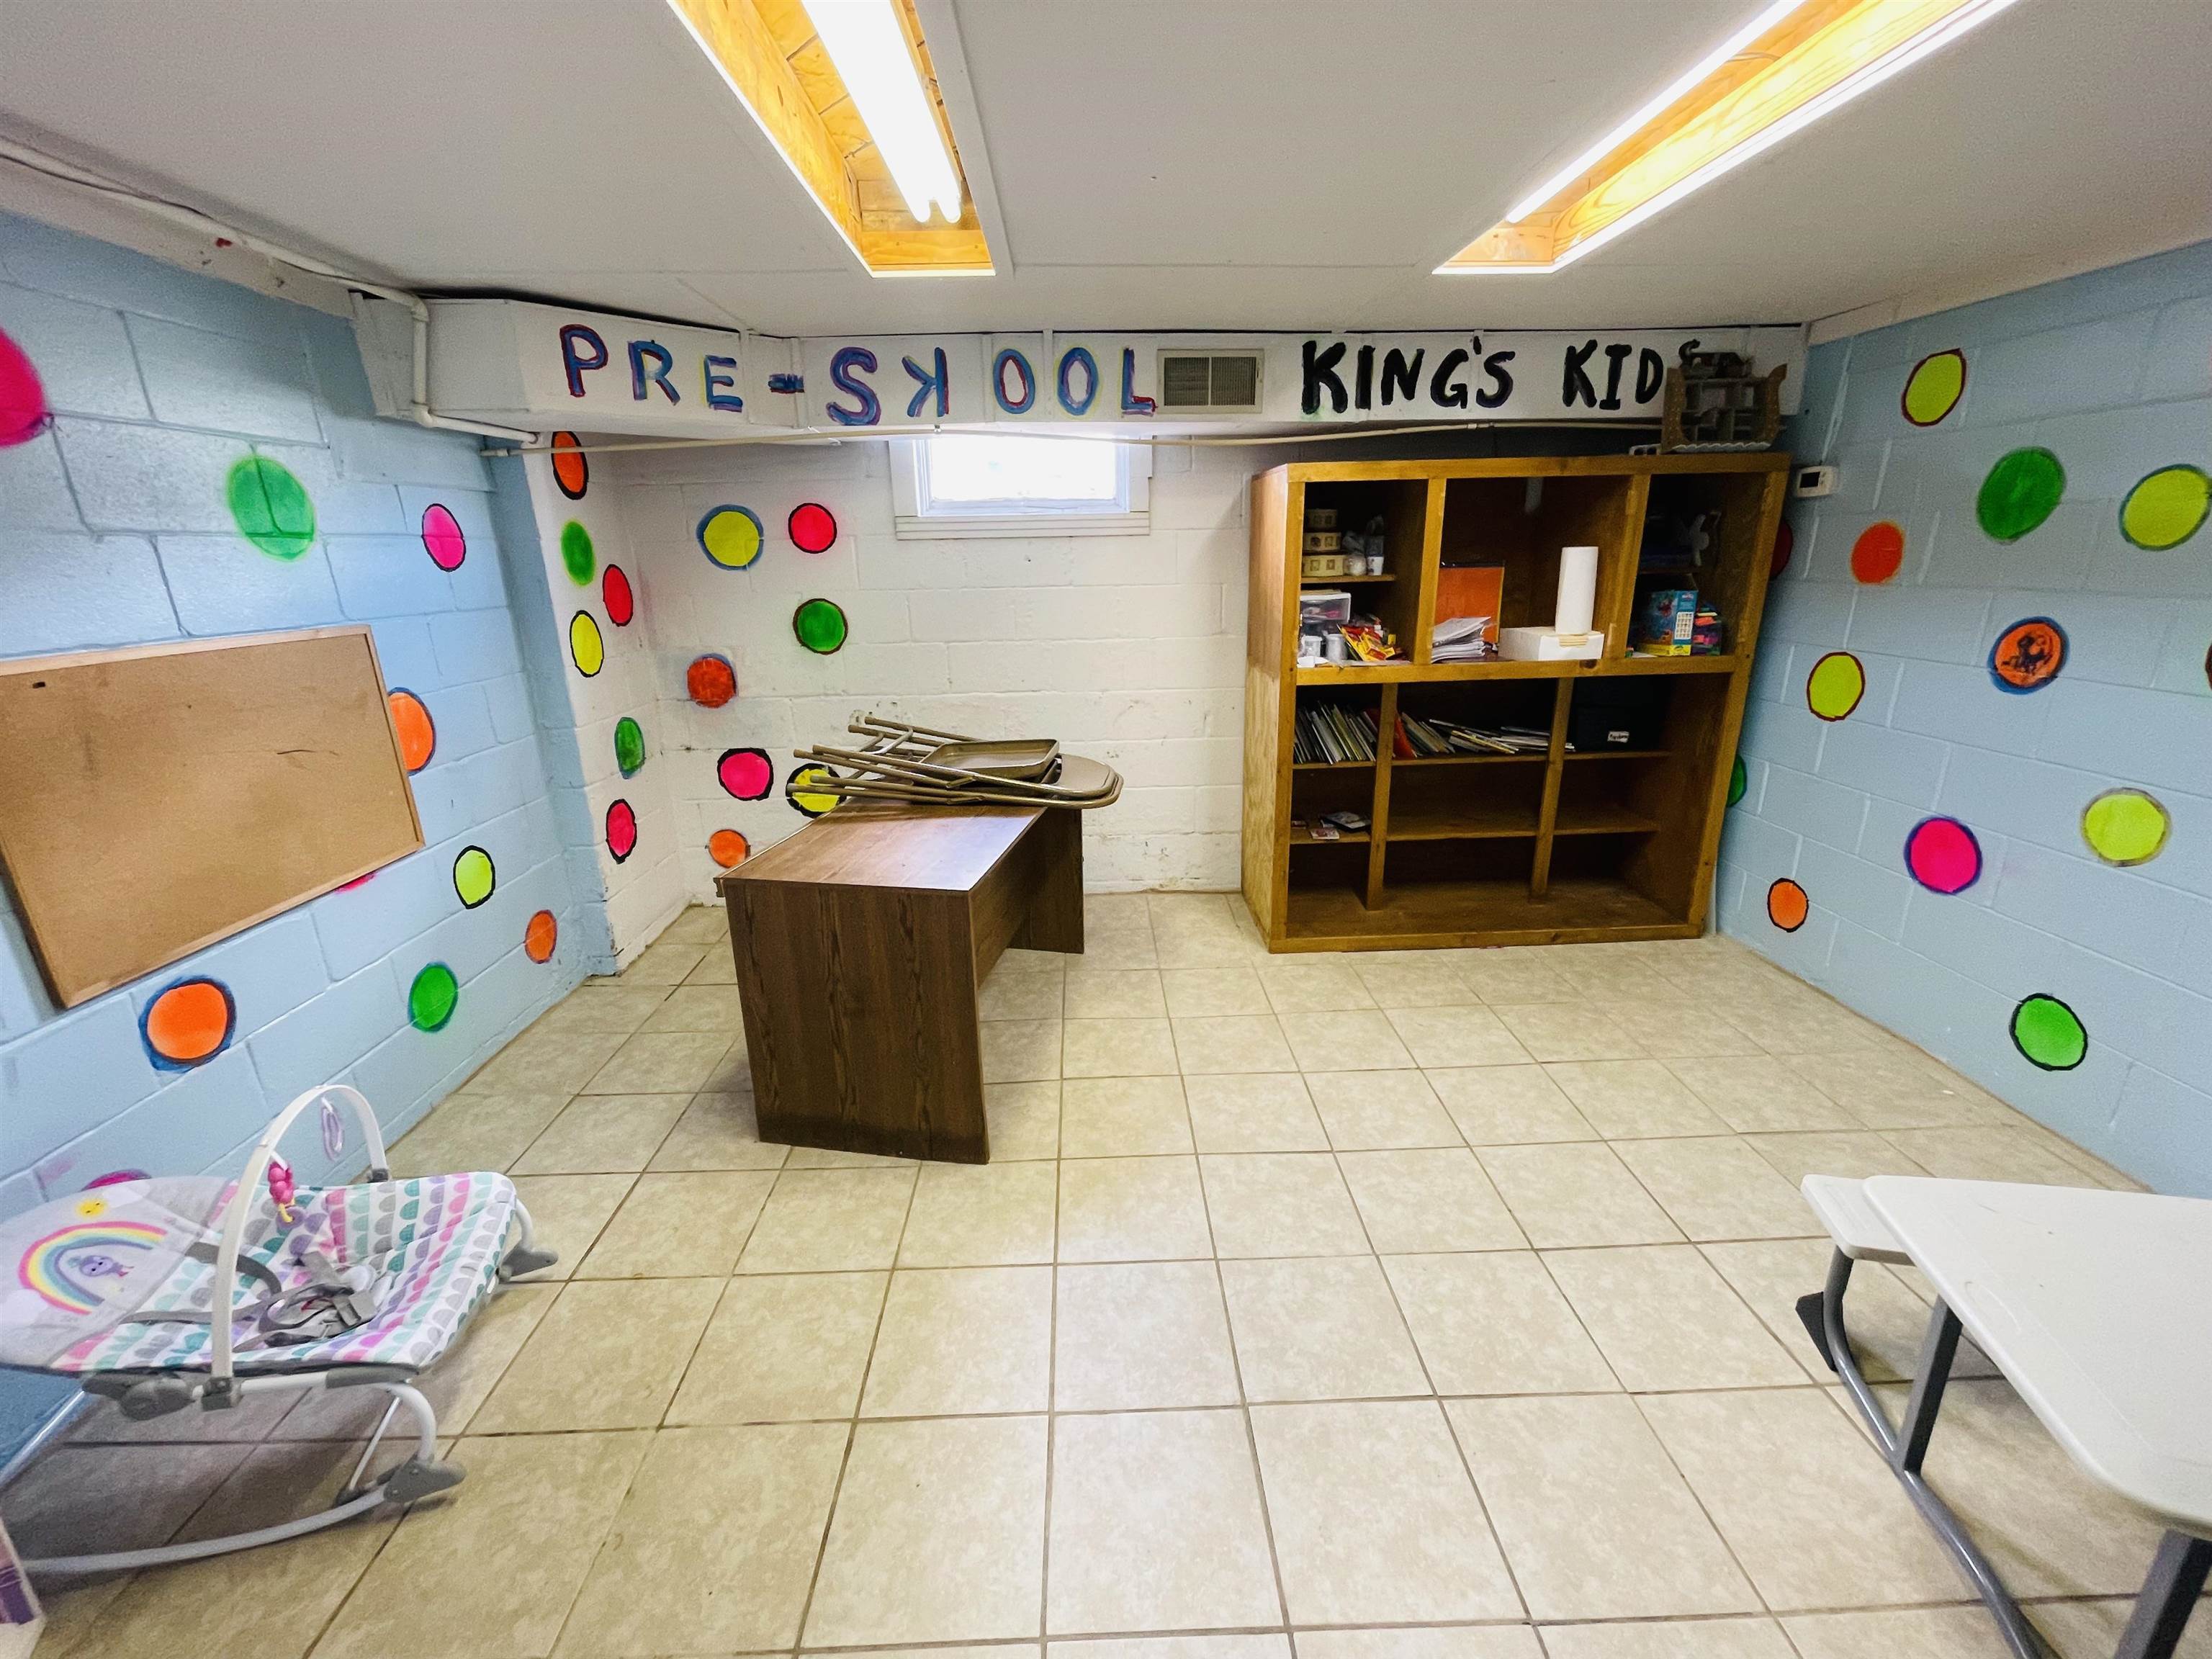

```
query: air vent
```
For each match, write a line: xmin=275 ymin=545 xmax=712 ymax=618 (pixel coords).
xmin=1157 ymin=351 xmax=1262 ymax=411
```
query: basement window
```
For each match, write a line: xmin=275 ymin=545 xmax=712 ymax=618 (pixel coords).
xmin=892 ymin=433 xmax=1151 ymax=538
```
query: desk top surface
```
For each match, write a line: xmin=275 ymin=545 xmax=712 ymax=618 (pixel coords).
xmin=716 ymin=802 xmax=1046 ymax=893
xmin=1866 ymin=1176 xmax=2212 ymax=1531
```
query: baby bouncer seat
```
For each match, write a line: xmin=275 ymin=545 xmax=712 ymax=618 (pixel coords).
xmin=0 ymin=1084 xmax=554 ymax=1575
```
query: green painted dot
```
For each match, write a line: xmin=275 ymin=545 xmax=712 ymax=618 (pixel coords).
xmin=2010 ymin=994 xmax=2085 ymax=1071
xmin=1727 ymin=755 xmax=1747 ymax=807
xmin=614 ymin=715 xmax=646 ymax=777
xmin=2119 ymin=464 xmax=2211 ymax=552
xmin=1977 ymin=447 xmax=2064 ymax=542
xmin=452 ymin=845 xmax=495 ymax=908
xmin=793 ymin=597 xmax=848 ymax=655
xmin=560 ymin=521 xmax=595 ymax=585
xmin=408 ymin=962 xmax=459 ymax=1033
xmin=225 ymin=454 xmax=316 ymax=559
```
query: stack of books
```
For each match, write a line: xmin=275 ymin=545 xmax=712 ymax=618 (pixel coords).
xmin=1393 ymin=714 xmax=1550 ymax=757
xmin=1430 ymin=615 xmax=1496 ymax=663
xmin=1294 ymin=703 xmax=1380 ymax=764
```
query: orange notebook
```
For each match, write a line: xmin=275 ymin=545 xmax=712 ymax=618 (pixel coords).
xmin=1434 ymin=566 xmax=1504 ymax=638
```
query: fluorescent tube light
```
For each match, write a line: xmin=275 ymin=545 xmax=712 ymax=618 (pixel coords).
xmin=802 ymin=0 xmax=963 ymax=224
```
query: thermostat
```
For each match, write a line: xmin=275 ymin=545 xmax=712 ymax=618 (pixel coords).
xmin=1793 ymin=464 xmax=1839 ymax=498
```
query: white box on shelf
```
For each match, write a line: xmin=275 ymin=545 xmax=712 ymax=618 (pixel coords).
xmin=1498 ymin=627 xmax=1605 ymax=662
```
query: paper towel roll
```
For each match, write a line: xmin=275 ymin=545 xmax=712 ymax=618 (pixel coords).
xmin=1555 ymin=545 xmax=1599 ymax=635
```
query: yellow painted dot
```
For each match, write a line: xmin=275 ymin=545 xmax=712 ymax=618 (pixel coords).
xmin=786 ymin=764 xmax=842 ymax=818
xmin=1901 ymin=349 xmax=1966 ymax=427
xmin=569 ymin=610 xmax=604 ymax=676
xmin=698 ymin=505 xmax=764 ymax=570
xmin=2082 ymin=788 xmax=2170 ymax=866
xmin=1806 ymin=651 xmax=1866 ymax=721
xmin=2118 ymin=465 xmax=2211 ymax=552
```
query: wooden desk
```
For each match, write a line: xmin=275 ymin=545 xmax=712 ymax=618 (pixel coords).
xmin=716 ymin=804 xmax=1083 ymax=1163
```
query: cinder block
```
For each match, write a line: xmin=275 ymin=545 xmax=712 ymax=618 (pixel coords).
xmin=325 ymin=411 xmax=489 ymax=493
xmin=311 ymin=848 xmax=453 ymax=979
xmin=55 ymin=418 xmax=252 ymax=532
xmin=326 ymin=533 xmax=456 ymax=619
xmin=2108 ymin=1063 xmax=2212 ymax=1198
xmin=1844 ymin=586 xmax=1992 ymax=665
xmin=1743 ymin=688 xmax=1837 ymax=777
xmin=2141 ymin=297 xmax=2212 ymax=403
xmin=125 ymin=313 xmax=323 ymax=443
xmin=1990 ymin=838 xmax=2189 ymax=976
xmin=0 ymin=429 xmax=86 ymax=534
xmin=429 ymin=608 xmax=524 ymax=683
xmin=0 ymin=212 xmax=302 ymax=343
xmin=0 ymin=282 xmax=148 ymax=419
xmin=0 ymin=1169 xmax=42 ymax=1223
xmin=1815 ymin=719 xmax=1948 ymax=809
xmin=1717 ymin=808 xmax=1800 ymax=878
xmin=1757 ymin=763 xmax=1868 ymax=853
xmin=0 ymin=907 xmax=53 ymax=1045
xmin=1970 ymin=310 xmax=2156 ymax=428
xmin=1 ymin=995 xmax=159 ymax=1173
xmin=2038 ymin=679 xmax=2211 ymax=798
xmin=1794 ymin=840 xmax=1915 ymax=941
xmin=157 ymin=533 xmax=345 ymax=634
xmin=243 ymin=960 xmax=400 ymax=1107
xmin=0 ymin=531 xmax=177 ymax=655
xmin=368 ymin=616 xmax=441 ymax=691
xmin=482 ymin=671 xmax=539 ymax=744
xmin=35 ymin=1043 xmax=269 ymax=1195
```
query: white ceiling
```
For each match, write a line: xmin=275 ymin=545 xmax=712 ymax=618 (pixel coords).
xmin=0 ymin=0 xmax=2207 ymax=336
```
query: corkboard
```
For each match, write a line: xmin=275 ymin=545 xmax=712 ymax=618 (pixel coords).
xmin=0 ymin=626 xmax=424 ymax=1007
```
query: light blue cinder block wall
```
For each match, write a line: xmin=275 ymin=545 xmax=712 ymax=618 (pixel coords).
xmin=0 ymin=210 xmax=591 ymax=1219
xmin=1721 ymin=238 xmax=2212 ymax=1195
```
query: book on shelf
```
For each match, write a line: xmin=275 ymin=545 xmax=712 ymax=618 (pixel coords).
xmin=1292 ymin=702 xmax=1378 ymax=764
xmin=1391 ymin=715 xmax=1550 ymax=756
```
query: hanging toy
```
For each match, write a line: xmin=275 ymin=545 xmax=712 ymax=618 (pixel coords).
xmin=266 ymin=1155 xmax=299 ymax=1226
xmin=320 ymin=1097 xmax=346 ymax=1161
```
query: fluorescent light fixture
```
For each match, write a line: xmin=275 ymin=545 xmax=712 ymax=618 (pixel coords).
xmin=803 ymin=0 xmax=962 ymax=224
xmin=1440 ymin=0 xmax=2025 ymax=275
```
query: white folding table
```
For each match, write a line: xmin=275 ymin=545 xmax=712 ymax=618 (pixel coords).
xmin=1802 ymin=1176 xmax=2212 ymax=1659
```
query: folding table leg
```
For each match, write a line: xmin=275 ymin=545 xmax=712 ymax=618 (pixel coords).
xmin=1897 ymin=1299 xmax=1963 ymax=1475
xmin=2113 ymin=1530 xmax=2212 ymax=1659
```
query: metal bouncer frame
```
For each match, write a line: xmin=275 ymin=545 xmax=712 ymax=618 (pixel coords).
xmin=17 ymin=1084 xmax=553 ymax=1578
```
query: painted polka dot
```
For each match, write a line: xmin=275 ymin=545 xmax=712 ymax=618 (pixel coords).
xmin=388 ymin=688 xmax=436 ymax=772
xmin=1904 ymin=817 xmax=1981 ymax=894
xmin=1851 ymin=521 xmax=1905 ymax=584
xmin=1727 ymin=755 xmax=1747 ymax=807
xmin=2011 ymin=994 xmax=2086 ymax=1071
xmin=698 ymin=505 xmax=764 ymax=570
xmin=453 ymin=845 xmax=495 ymax=908
xmin=560 ymin=521 xmax=595 ymax=584
xmin=602 ymin=563 xmax=634 ymax=626
xmin=606 ymin=799 xmax=638 ymax=863
xmin=1805 ymin=652 xmax=1865 ymax=721
xmin=0 ymin=323 xmax=48 ymax=446
xmin=1987 ymin=616 xmax=2066 ymax=693
xmin=142 ymin=978 xmax=235 ymax=1069
xmin=1771 ymin=520 xmax=1794 ymax=580
xmin=1901 ymin=349 xmax=1966 ymax=427
xmin=524 ymin=909 xmax=559 ymax=963
xmin=788 ymin=502 xmax=837 ymax=554
xmin=687 ymin=653 xmax=737 ymax=708
xmin=787 ymin=764 xmax=842 ymax=817
xmin=408 ymin=963 xmax=459 ymax=1033
xmin=614 ymin=715 xmax=646 ymax=777
xmin=550 ymin=431 xmax=588 ymax=499
xmin=718 ymin=747 xmax=773 ymax=800
xmin=2119 ymin=464 xmax=2211 ymax=552
xmin=1766 ymin=878 xmax=1809 ymax=932
xmin=793 ymin=598 xmax=848 ymax=655
xmin=227 ymin=454 xmax=316 ymax=559
xmin=708 ymin=829 xmax=750 ymax=868
xmin=1977 ymin=447 xmax=2064 ymax=542
xmin=570 ymin=611 xmax=604 ymax=676
xmin=421 ymin=503 xmax=466 ymax=570
xmin=2081 ymin=788 xmax=2170 ymax=866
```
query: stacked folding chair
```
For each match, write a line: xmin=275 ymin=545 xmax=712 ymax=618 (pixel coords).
xmin=790 ymin=712 xmax=1123 ymax=809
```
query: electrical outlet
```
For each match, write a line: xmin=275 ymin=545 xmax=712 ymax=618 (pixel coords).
xmin=1793 ymin=464 xmax=1839 ymax=498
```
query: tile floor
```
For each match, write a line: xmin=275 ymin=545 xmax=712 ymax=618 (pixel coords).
xmin=14 ymin=894 xmax=2193 ymax=1659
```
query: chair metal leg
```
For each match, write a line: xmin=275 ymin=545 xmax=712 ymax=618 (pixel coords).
xmin=1897 ymin=1299 xmax=1963 ymax=1475
xmin=2113 ymin=1530 xmax=2212 ymax=1659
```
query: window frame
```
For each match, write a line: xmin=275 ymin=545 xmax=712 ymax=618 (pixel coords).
xmin=891 ymin=434 xmax=1152 ymax=539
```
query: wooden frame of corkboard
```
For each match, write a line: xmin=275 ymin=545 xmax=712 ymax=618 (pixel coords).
xmin=0 ymin=626 xmax=425 ymax=1008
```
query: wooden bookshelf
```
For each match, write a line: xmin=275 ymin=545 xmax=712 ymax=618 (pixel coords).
xmin=1243 ymin=454 xmax=1789 ymax=951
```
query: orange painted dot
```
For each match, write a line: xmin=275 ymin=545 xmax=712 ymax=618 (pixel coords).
xmin=524 ymin=909 xmax=558 ymax=963
xmin=1851 ymin=521 xmax=1905 ymax=583
xmin=1766 ymin=878 xmax=1809 ymax=932
xmin=143 ymin=979 xmax=235 ymax=1068
xmin=388 ymin=688 xmax=436 ymax=773
xmin=550 ymin=431 xmax=588 ymax=499
xmin=708 ymin=829 xmax=750 ymax=868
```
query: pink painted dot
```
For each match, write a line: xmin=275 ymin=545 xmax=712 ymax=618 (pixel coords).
xmin=606 ymin=798 xmax=637 ymax=862
xmin=718 ymin=747 xmax=773 ymax=800
xmin=421 ymin=502 xmax=466 ymax=570
xmin=0 ymin=325 xmax=49 ymax=447
xmin=1905 ymin=817 xmax=1981 ymax=894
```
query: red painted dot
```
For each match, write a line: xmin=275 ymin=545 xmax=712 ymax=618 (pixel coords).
xmin=421 ymin=503 xmax=466 ymax=570
xmin=606 ymin=799 xmax=637 ymax=862
xmin=688 ymin=654 xmax=737 ymax=708
xmin=337 ymin=872 xmax=377 ymax=891
xmin=1904 ymin=817 xmax=1981 ymax=894
xmin=0 ymin=324 xmax=48 ymax=448
xmin=1771 ymin=519 xmax=1794 ymax=579
xmin=603 ymin=563 xmax=634 ymax=626
xmin=718 ymin=747 xmax=773 ymax=800
xmin=524 ymin=909 xmax=558 ymax=963
xmin=788 ymin=502 xmax=837 ymax=554
xmin=1851 ymin=521 xmax=1905 ymax=583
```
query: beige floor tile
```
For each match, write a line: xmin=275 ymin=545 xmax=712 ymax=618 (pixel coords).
xmin=1591 ymin=999 xmax=1769 ymax=1060
xmin=465 ymin=1026 xmax=626 ymax=1096
xmin=1285 ymin=1009 xmax=1416 ymax=1071
xmin=1338 ymin=1148 xmax=1525 ymax=1253
xmin=1613 ymin=1136 xmax=1819 ymax=1241
xmin=2 ymin=1441 xmax=250 ymax=1564
xmin=472 ymin=1276 xmax=720 ymax=1432
xmin=1549 ymin=955 xmax=1678 ymax=1002
xmin=637 ymin=984 xmax=745 ymax=1034
xmin=1294 ymin=1630 xmax=1542 ymax=1659
xmin=1475 ymin=1143 xmax=1682 ymax=1249
xmin=984 ymin=1018 xmax=1063 ymax=1083
xmin=667 ymin=1272 xmax=886 ymax=1423
xmin=1701 ymin=1238 xmax=1958 ymax=1384
xmin=574 ymin=1170 xmax=774 ymax=1277
xmin=657 ymin=904 xmax=727 ymax=947
xmin=1450 ymin=948 xmax=1579 ymax=1004
xmin=1061 ymin=1074 xmax=1194 ymax=1156
xmin=1447 ymin=1393 xmax=1758 ymax=1620
xmin=805 ymin=1414 xmax=1049 ymax=1646
xmin=738 ymin=1166 xmax=916 ymax=1272
xmin=1219 ymin=1255 xmax=1429 ymax=1401
xmin=313 ymin=1430 xmax=648 ymax=1659
xmin=645 ymin=1089 xmax=787 ymax=1171
xmin=278 ymin=1280 xmax=558 ymax=1439
xmin=1065 ymin=967 xmax=1169 ymax=1018
xmin=1782 ymin=1045 xmax=1996 ymax=1128
xmin=899 ymin=1159 xmax=1059 ymax=1265
xmin=1382 ymin=1251 xmax=1617 ymax=1395
xmin=1543 ymin=1244 xmax=1807 ymax=1390
xmin=512 ymin=1092 xmax=687 ymax=1174
xmin=862 ymin=1265 xmax=1054 ymax=1416
xmin=1148 ymin=892 xmax=1237 ymax=926
xmin=765 ymin=1146 xmax=912 ymax=1172
xmin=1092 ymin=892 xmax=1156 ymax=927
xmin=1185 ymin=1072 xmax=1329 ymax=1153
xmin=1251 ymin=1400 xmax=1521 ymax=1624
xmin=622 ymin=934 xmax=713 ymax=985
xmin=1883 ymin=1124 xmax=2095 ymax=1184
xmin=1730 ymin=985 xmax=1897 ymax=1056
xmin=999 ymin=947 xmax=1072 ymax=974
xmin=1307 ymin=1068 xmax=1462 ymax=1148
xmin=1545 ymin=1060 xmax=1732 ymax=1139
xmin=1385 ymin=1006 xmax=1534 ymax=1069
xmin=1491 ymin=1002 xmax=1647 ymax=1062
xmin=1640 ymin=1388 xmax=1967 ymax=1609
xmin=1163 ymin=965 xmax=1273 ymax=1017
xmin=1259 ymin=956 xmax=1377 ymax=1013
xmin=533 ymin=981 xmax=673 ymax=1036
xmin=1054 ymin=1260 xmax=1241 ymax=1411
xmin=1064 ymin=1017 xmax=1180 ymax=1078
xmin=1781 ymin=1606 xmax=2031 ymax=1659
xmin=1081 ymin=926 xmax=1166 ymax=968
xmin=390 ymin=1090 xmax=570 ymax=1177
xmin=2027 ymin=1601 xmax=2212 ymax=1659
xmin=1352 ymin=954 xmax=1483 ymax=1007
xmin=1538 ymin=1619 xmax=1797 ymax=1659
xmin=557 ymin=1422 xmax=845 ymax=1655
xmin=580 ymin=1031 xmax=734 ymax=1095
xmin=1174 ymin=1013 xmax=1298 ymax=1074
xmin=1065 ymin=1641 xmax=1287 ymax=1659
xmin=1666 ymin=1055 xmax=1861 ymax=1133
xmin=506 ymin=1173 xmax=634 ymax=1280
xmin=981 ymin=966 xmax=1069 ymax=1021
xmin=988 ymin=1079 xmax=1063 ymax=1159
xmin=1429 ymin=1064 xmax=1599 ymax=1146
xmin=1058 ymin=1156 xmax=1213 ymax=1262
xmin=1200 ymin=1152 xmax=1371 ymax=1257
xmin=681 ymin=947 xmax=737 ymax=984
xmin=1741 ymin=1128 xmax=1927 ymax=1184
xmin=1047 ymin=1408 xmax=1280 ymax=1633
